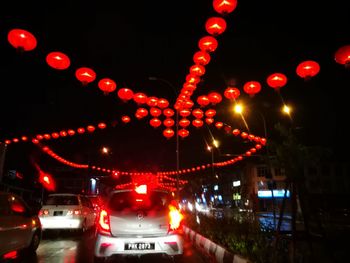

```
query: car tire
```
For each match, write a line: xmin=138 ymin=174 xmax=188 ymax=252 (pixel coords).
xmin=93 ymin=256 xmax=106 ymax=263
xmin=28 ymin=230 xmax=41 ymax=253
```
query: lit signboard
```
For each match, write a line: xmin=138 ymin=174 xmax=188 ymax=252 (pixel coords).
xmin=258 ymin=190 xmax=290 ymax=198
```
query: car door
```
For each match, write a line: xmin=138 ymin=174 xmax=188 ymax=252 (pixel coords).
xmin=0 ymin=194 xmax=32 ymax=254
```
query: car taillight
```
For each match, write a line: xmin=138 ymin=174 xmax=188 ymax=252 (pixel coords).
xmin=98 ymin=209 xmax=111 ymax=236
xmin=39 ymin=209 xmax=49 ymax=216
xmin=67 ymin=209 xmax=81 ymax=216
xmin=168 ymin=205 xmax=183 ymax=231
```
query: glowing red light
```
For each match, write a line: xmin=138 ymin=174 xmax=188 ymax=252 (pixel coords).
xmin=46 ymin=51 xmax=71 ymax=70
xmin=8 ymin=28 xmax=37 ymax=51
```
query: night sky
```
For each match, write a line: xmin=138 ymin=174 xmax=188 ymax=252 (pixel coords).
xmin=1 ymin=0 xmax=350 ymax=180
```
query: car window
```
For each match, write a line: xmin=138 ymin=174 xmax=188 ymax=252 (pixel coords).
xmin=45 ymin=195 xmax=79 ymax=205
xmin=108 ymin=190 xmax=171 ymax=212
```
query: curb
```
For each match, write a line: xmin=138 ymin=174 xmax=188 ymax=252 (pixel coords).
xmin=183 ymin=225 xmax=251 ymax=263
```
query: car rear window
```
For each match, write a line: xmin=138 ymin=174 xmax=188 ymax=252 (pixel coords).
xmin=108 ymin=190 xmax=171 ymax=212
xmin=45 ymin=195 xmax=79 ymax=205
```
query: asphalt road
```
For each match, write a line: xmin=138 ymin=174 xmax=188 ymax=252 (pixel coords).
xmin=11 ymin=229 xmax=206 ymax=263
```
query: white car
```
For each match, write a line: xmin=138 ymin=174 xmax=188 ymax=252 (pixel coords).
xmin=94 ymin=186 xmax=184 ymax=262
xmin=0 ymin=191 xmax=41 ymax=261
xmin=39 ymin=193 xmax=96 ymax=232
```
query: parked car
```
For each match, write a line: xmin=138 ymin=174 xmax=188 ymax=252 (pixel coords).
xmin=38 ymin=193 xmax=96 ymax=233
xmin=94 ymin=185 xmax=184 ymax=262
xmin=0 ymin=191 xmax=42 ymax=261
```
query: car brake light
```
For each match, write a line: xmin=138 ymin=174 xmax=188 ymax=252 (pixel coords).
xmin=169 ymin=205 xmax=183 ymax=231
xmin=98 ymin=209 xmax=111 ymax=236
xmin=135 ymin=184 xmax=147 ymax=194
xmin=39 ymin=209 xmax=49 ymax=216
xmin=3 ymin=251 xmax=18 ymax=259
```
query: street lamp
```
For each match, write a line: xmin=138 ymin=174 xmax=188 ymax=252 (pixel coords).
xmin=101 ymin=147 xmax=109 ymax=154
xmin=148 ymin=77 xmax=180 ymax=199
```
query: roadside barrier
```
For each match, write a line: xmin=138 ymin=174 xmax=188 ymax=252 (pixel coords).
xmin=183 ymin=225 xmax=251 ymax=263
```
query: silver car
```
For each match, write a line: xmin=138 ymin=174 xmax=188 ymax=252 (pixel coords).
xmin=94 ymin=186 xmax=184 ymax=262
xmin=39 ymin=193 xmax=96 ymax=233
xmin=0 ymin=191 xmax=41 ymax=261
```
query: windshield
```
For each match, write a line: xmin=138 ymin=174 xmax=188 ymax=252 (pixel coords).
xmin=108 ymin=190 xmax=171 ymax=212
xmin=45 ymin=195 xmax=79 ymax=205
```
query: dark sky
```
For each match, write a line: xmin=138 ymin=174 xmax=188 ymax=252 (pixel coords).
xmin=1 ymin=0 xmax=350 ymax=177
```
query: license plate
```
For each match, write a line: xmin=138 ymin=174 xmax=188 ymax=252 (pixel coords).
xmin=54 ymin=211 xmax=63 ymax=216
xmin=124 ymin=243 xmax=155 ymax=250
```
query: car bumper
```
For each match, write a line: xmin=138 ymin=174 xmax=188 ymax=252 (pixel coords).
xmin=94 ymin=233 xmax=184 ymax=258
xmin=39 ymin=216 xmax=84 ymax=230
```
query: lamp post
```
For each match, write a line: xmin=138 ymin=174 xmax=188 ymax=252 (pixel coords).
xmin=148 ymin=77 xmax=180 ymax=199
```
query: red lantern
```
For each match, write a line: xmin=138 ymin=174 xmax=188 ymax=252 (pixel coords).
xmin=150 ymin=118 xmax=162 ymax=128
xmin=68 ymin=129 xmax=76 ymax=136
xmin=136 ymin=108 xmax=148 ymax=118
xmin=60 ymin=131 xmax=67 ymax=137
xmin=208 ymin=92 xmax=222 ymax=105
xmin=197 ymin=95 xmax=210 ymax=107
xmin=163 ymin=128 xmax=175 ymax=139
xmin=179 ymin=109 xmax=191 ymax=117
xmin=189 ymin=64 xmax=206 ymax=76
xmin=117 ymin=88 xmax=134 ymax=101
xmin=213 ymin=0 xmax=238 ymax=15
xmin=192 ymin=119 xmax=204 ymax=128
xmin=215 ymin=122 xmax=223 ymax=129
xmin=75 ymin=67 xmax=96 ymax=85
xmin=186 ymin=74 xmax=200 ymax=85
xmin=193 ymin=51 xmax=211 ymax=66
xmin=267 ymin=73 xmax=287 ymax=91
xmin=296 ymin=60 xmax=320 ymax=80
xmin=178 ymin=129 xmax=189 ymax=138
xmin=179 ymin=118 xmax=190 ymax=127
xmin=205 ymin=118 xmax=214 ymax=125
xmin=121 ymin=115 xmax=131 ymax=123
xmin=192 ymin=108 xmax=204 ymax=119
xmin=51 ymin=132 xmax=60 ymax=139
xmin=98 ymin=122 xmax=107 ymax=129
xmin=243 ymin=81 xmax=261 ymax=97
xmin=147 ymin=97 xmax=158 ymax=107
xmin=335 ymin=45 xmax=350 ymax=67
xmin=157 ymin=98 xmax=169 ymax=109
xmin=205 ymin=109 xmax=216 ymax=117
xmin=43 ymin=134 xmax=51 ymax=140
xmin=205 ymin=17 xmax=227 ymax=36
xmin=21 ymin=136 xmax=28 ymax=141
xmin=87 ymin=125 xmax=95 ymax=132
xmin=224 ymin=87 xmax=240 ymax=100
xmin=163 ymin=108 xmax=175 ymax=117
xmin=7 ymin=28 xmax=37 ymax=51
xmin=241 ymin=132 xmax=248 ymax=139
xmin=77 ymin=128 xmax=85 ymax=134
xmin=46 ymin=51 xmax=70 ymax=70
xmin=198 ymin=36 xmax=218 ymax=53
xmin=98 ymin=78 xmax=117 ymax=94
xmin=163 ymin=118 xmax=175 ymax=127
xmin=232 ymin=129 xmax=240 ymax=136
xmin=133 ymin=93 xmax=148 ymax=104
xmin=150 ymin=107 xmax=162 ymax=117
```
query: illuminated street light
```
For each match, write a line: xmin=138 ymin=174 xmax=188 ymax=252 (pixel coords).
xmin=213 ymin=139 xmax=219 ymax=148
xmin=282 ymin=104 xmax=292 ymax=115
xmin=102 ymin=147 xmax=109 ymax=154
xmin=233 ymin=102 xmax=250 ymax=132
xmin=148 ymin=77 xmax=180 ymax=199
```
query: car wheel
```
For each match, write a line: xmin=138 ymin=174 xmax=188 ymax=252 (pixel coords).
xmin=93 ymin=256 xmax=106 ymax=263
xmin=28 ymin=230 xmax=41 ymax=253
